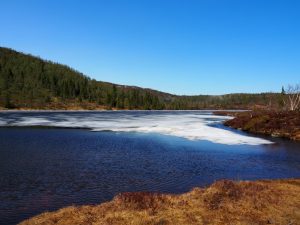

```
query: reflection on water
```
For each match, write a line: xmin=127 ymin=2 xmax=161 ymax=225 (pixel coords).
xmin=0 ymin=111 xmax=299 ymax=225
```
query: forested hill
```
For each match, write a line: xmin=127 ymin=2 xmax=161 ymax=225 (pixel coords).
xmin=0 ymin=47 xmax=282 ymax=110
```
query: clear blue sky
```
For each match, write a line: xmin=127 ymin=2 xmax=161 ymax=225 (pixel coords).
xmin=1 ymin=0 xmax=299 ymax=95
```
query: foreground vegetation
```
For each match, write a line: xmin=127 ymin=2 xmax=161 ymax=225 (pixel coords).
xmin=20 ymin=179 xmax=300 ymax=225
xmin=220 ymin=110 xmax=300 ymax=141
xmin=0 ymin=47 xmax=284 ymax=110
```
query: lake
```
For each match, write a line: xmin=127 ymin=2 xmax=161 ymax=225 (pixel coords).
xmin=0 ymin=111 xmax=299 ymax=225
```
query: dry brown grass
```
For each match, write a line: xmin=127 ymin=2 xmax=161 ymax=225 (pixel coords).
xmin=19 ymin=179 xmax=300 ymax=225
xmin=223 ymin=110 xmax=300 ymax=141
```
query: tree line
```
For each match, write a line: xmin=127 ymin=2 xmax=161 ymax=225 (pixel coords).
xmin=0 ymin=47 xmax=292 ymax=110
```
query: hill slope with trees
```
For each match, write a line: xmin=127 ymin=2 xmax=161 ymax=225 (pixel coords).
xmin=0 ymin=47 xmax=283 ymax=110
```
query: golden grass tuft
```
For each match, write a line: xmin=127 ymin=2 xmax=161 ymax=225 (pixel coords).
xmin=19 ymin=179 xmax=300 ymax=225
xmin=114 ymin=192 xmax=168 ymax=211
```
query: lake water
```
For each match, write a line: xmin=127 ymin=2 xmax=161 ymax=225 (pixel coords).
xmin=0 ymin=111 xmax=299 ymax=224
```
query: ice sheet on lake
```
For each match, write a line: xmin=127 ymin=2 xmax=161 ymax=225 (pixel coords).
xmin=0 ymin=112 xmax=273 ymax=145
xmin=0 ymin=119 xmax=7 ymax=126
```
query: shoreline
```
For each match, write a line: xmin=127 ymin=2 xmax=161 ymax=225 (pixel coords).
xmin=19 ymin=178 xmax=300 ymax=225
xmin=218 ymin=110 xmax=300 ymax=142
xmin=0 ymin=109 xmax=249 ymax=112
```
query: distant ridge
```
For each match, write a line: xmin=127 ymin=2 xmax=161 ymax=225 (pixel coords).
xmin=0 ymin=47 xmax=281 ymax=110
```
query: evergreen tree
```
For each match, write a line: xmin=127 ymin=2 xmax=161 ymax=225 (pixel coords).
xmin=281 ymin=86 xmax=286 ymax=95
xmin=0 ymin=47 xmax=285 ymax=110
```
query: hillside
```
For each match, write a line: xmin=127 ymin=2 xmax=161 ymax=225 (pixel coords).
xmin=19 ymin=179 xmax=300 ymax=225
xmin=0 ymin=47 xmax=282 ymax=110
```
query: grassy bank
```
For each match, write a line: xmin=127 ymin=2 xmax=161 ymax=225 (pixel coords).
xmin=218 ymin=110 xmax=300 ymax=141
xmin=20 ymin=179 xmax=300 ymax=225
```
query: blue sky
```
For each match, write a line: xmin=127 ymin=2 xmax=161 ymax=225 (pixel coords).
xmin=1 ymin=0 xmax=299 ymax=95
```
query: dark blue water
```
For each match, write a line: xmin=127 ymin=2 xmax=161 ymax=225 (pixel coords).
xmin=0 ymin=111 xmax=299 ymax=224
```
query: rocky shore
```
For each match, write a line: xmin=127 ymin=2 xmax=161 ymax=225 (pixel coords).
xmin=20 ymin=179 xmax=300 ymax=225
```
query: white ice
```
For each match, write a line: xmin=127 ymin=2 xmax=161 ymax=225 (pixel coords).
xmin=2 ymin=112 xmax=273 ymax=145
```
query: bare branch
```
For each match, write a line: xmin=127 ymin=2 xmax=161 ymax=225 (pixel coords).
xmin=283 ymin=83 xmax=300 ymax=111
